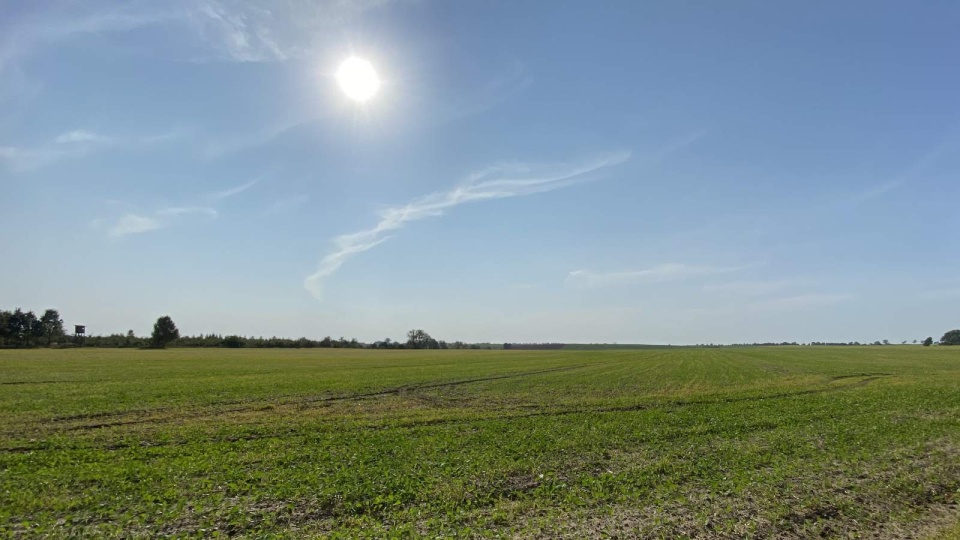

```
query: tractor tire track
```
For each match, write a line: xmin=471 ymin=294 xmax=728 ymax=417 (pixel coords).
xmin=1 ymin=373 xmax=888 ymax=454
xmin=42 ymin=364 xmax=589 ymax=432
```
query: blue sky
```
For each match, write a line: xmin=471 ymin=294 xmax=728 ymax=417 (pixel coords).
xmin=2 ymin=0 xmax=958 ymax=344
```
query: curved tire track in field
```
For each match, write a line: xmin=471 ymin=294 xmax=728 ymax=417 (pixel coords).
xmin=40 ymin=364 xmax=590 ymax=432
xmin=0 ymin=380 xmax=76 ymax=386
xmin=387 ymin=374 xmax=891 ymax=430
xmin=1 ymin=373 xmax=888 ymax=453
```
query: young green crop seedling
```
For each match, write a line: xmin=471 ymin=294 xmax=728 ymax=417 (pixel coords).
xmin=1 ymin=346 xmax=958 ymax=538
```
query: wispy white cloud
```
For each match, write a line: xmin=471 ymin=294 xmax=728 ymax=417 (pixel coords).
xmin=108 ymin=213 xmax=163 ymax=238
xmin=185 ymin=0 xmax=391 ymax=63
xmin=53 ymin=130 xmax=109 ymax=144
xmin=101 ymin=174 xmax=259 ymax=238
xmin=304 ymin=150 xmax=632 ymax=300
xmin=202 ymin=118 xmax=318 ymax=159
xmin=263 ymin=194 xmax=310 ymax=217
xmin=642 ymin=130 xmax=709 ymax=163
xmin=0 ymin=140 xmax=97 ymax=172
xmin=567 ymin=263 xmax=752 ymax=289
xmin=439 ymin=59 xmax=534 ymax=123
xmin=0 ymin=0 xmax=392 ymax=101
xmin=156 ymin=206 xmax=218 ymax=219
xmin=209 ymin=178 xmax=259 ymax=200
xmin=187 ymin=0 xmax=290 ymax=63
xmin=103 ymin=205 xmax=217 ymax=239
xmin=0 ymin=4 xmax=176 ymax=100
xmin=0 ymin=128 xmax=176 ymax=172
xmin=853 ymin=139 xmax=953 ymax=203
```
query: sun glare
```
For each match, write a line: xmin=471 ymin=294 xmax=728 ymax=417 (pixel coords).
xmin=336 ymin=57 xmax=381 ymax=103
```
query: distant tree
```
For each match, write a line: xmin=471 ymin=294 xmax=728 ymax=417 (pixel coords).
xmin=150 ymin=316 xmax=180 ymax=349
xmin=406 ymin=329 xmax=439 ymax=349
xmin=221 ymin=335 xmax=245 ymax=348
xmin=940 ymin=330 xmax=960 ymax=346
xmin=39 ymin=309 xmax=64 ymax=346
xmin=5 ymin=309 xmax=26 ymax=347
xmin=912 ymin=339 xmax=918 ymax=344
xmin=28 ymin=314 xmax=44 ymax=347
xmin=882 ymin=339 xmax=890 ymax=346
xmin=0 ymin=310 xmax=10 ymax=346
xmin=922 ymin=337 xmax=934 ymax=347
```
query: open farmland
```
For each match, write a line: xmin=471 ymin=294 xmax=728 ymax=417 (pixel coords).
xmin=1 ymin=347 xmax=959 ymax=538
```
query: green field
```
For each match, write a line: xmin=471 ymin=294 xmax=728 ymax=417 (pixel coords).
xmin=1 ymin=347 xmax=958 ymax=538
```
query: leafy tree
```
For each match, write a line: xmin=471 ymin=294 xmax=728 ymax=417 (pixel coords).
xmin=6 ymin=309 xmax=30 ymax=347
xmin=940 ymin=330 xmax=960 ymax=346
xmin=28 ymin=313 xmax=44 ymax=346
xmin=0 ymin=310 xmax=11 ymax=346
xmin=40 ymin=309 xmax=64 ymax=345
xmin=150 ymin=316 xmax=180 ymax=349
xmin=221 ymin=335 xmax=245 ymax=348
xmin=922 ymin=337 xmax=934 ymax=347
xmin=406 ymin=329 xmax=439 ymax=349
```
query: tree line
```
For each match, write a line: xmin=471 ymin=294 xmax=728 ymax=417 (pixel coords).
xmin=0 ymin=311 xmax=492 ymax=350
xmin=503 ymin=343 xmax=565 ymax=350
xmin=0 ymin=308 xmax=65 ymax=347
xmin=2 ymin=307 xmax=959 ymax=349
xmin=138 ymin=324 xmax=491 ymax=350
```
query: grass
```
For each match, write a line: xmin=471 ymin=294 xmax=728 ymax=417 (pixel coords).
xmin=1 ymin=346 xmax=958 ymax=538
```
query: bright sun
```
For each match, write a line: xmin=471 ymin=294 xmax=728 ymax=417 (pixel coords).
xmin=336 ymin=57 xmax=380 ymax=103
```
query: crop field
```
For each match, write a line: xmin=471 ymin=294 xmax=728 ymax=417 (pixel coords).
xmin=1 ymin=347 xmax=959 ymax=539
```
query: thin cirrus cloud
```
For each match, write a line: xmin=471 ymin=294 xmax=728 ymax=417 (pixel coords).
xmin=567 ymin=263 xmax=753 ymax=289
xmin=53 ymin=130 xmax=109 ymax=144
xmin=106 ymin=207 xmax=217 ymax=239
xmin=156 ymin=206 xmax=219 ymax=218
xmin=304 ymin=150 xmax=632 ymax=300
xmin=103 ymin=178 xmax=256 ymax=238
xmin=209 ymin=178 xmax=259 ymax=200
xmin=0 ymin=129 xmax=177 ymax=172
xmin=437 ymin=59 xmax=534 ymax=124
xmin=202 ymin=117 xmax=320 ymax=159
xmin=0 ymin=5 xmax=172 ymax=75
xmin=263 ymin=194 xmax=310 ymax=217
xmin=0 ymin=0 xmax=389 ymax=101
xmin=0 ymin=129 xmax=111 ymax=172
xmin=108 ymin=213 xmax=163 ymax=238
xmin=186 ymin=0 xmax=391 ymax=63
xmin=851 ymin=138 xmax=954 ymax=204
xmin=0 ymin=4 xmax=177 ymax=100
